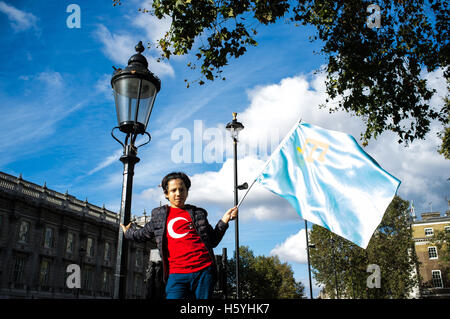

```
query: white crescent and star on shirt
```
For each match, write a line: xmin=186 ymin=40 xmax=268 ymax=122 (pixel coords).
xmin=167 ymin=217 xmax=191 ymax=239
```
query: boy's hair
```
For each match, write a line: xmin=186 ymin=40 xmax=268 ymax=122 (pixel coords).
xmin=161 ymin=172 xmax=191 ymax=194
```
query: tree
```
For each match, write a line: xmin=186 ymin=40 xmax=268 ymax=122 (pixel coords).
xmin=226 ymin=246 xmax=306 ymax=298
xmin=309 ymin=196 xmax=420 ymax=298
xmin=438 ymin=114 xmax=450 ymax=160
xmin=113 ymin=0 xmax=449 ymax=152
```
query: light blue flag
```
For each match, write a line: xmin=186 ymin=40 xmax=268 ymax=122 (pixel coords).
xmin=256 ymin=121 xmax=401 ymax=249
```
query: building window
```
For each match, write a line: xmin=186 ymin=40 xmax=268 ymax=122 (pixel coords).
xmin=431 ymin=270 xmax=443 ymax=288
xmin=18 ymin=221 xmax=30 ymax=243
xmin=102 ymin=271 xmax=110 ymax=292
xmin=66 ymin=232 xmax=75 ymax=254
xmin=86 ymin=237 xmax=95 ymax=257
xmin=428 ymin=246 xmax=438 ymax=259
xmin=43 ymin=227 xmax=54 ymax=249
xmin=39 ymin=259 xmax=51 ymax=287
xmin=424 ymin=228 xmax=434 ymax=236
xmin=12 ymin=256 xmax=26 ymax=284
xmin=104 ymin=242 xmax=111 ymax=262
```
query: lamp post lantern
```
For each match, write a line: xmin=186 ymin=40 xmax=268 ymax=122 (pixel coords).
xmin=111 ymin=41 xmax=161 ymax=299
xmin=226 ymin=112 xmax=245 ymax=299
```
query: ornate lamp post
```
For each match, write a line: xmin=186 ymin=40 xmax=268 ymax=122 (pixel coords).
xmin=226 ymin=112 xmax=246 ymax=299
xmin=111 ymin=41 xmax=161 ymax=299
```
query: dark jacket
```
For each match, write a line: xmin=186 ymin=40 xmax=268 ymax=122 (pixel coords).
xmin=125 ymin=204 xmax=229 ymax=283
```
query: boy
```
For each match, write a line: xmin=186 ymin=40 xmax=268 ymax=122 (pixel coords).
xmin=121 ymin=172 xmax=238 ymax=299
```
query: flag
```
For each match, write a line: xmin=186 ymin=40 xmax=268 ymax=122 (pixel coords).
xmin=256 ymin=121 xmax=401 ymax=249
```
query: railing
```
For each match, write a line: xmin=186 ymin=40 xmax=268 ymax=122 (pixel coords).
xmin=0 ymin=171 xmax=120 ymax=225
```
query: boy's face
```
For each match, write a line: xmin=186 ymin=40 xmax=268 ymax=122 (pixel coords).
xmin=165 ymin=178 xmax=188 ymax=208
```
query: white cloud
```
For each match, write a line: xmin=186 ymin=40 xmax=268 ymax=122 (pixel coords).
xmin=94 ymin=19 xmax=174 ymax=77
xmin=37 ymin=71 xmax=64 ymax=89
xmin=131 ymin=1 xmax=172 ymax=44
xmin=94 ymin=0 xmax=175 ymax=77
xmin=147 ymin=54 xmax=175 ymax=77
xmin=95 ymin=73 xmax=114 ymax=101
xmin=0 ymin=1 xmax=38 ymax=32
xmin=270 ymin=229 xmax=308 ymax=264
xmin=235 ymin=71 xmax=364 ymax=162
xmin=87 ymin=149 xmax=123 ymax=176
xmin=0 ymin=67 xmax=95 ymax=168
xmin=94 ymin=24 xmax=138 ymax=66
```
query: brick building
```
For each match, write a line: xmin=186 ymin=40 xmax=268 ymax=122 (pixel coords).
xmin=0 ymin=171 xmax=153 ymax=299
xmin=411 ymin=210 xmax=450 ymax=298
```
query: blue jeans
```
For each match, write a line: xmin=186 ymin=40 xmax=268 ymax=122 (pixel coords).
xmin=165 ymin=266 xmax=214 ymax=299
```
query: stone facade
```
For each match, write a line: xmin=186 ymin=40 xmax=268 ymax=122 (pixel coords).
xmin=0 ymin=171 xmax=154 ymax=299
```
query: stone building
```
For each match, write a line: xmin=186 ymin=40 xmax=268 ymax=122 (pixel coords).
xmin=0 ymin=171 xmax=153 ymax=299
xmin=411 ymin=210 xmax=450 ymax=298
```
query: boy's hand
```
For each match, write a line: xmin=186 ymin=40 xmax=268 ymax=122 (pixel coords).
xmin=120 ymin=222 xmax=132 ymax=234
xmin=221 ymin=206 xmax=238 ymax=224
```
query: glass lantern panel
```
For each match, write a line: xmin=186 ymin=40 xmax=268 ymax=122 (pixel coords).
xmin=228 ymin=127 xmax=242 ymax=140
xmin=113 ymin=77 xmax=157 ymax=129
xmin=136 ymin=80 xmax=157 ymax=129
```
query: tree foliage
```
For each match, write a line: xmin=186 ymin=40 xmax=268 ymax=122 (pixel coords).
xmin=113 ymin=0 xmax=449 ymax=150
xmin=226 ymin=246 xmax=306 ymax=298
xmin=438 ymin=113 xmax=450 ymax=159
xmin=309 ymin=196 xmax=420 ymax=298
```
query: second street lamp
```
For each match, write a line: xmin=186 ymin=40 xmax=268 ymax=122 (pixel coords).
xmin=226 ymin=112 xmax=245 ymax=299
xmin=111 ymin=41 xmax=161 ymax=299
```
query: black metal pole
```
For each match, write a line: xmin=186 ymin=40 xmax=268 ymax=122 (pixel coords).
xmin=222 ymin=247 xmax=228 ymax=299
xmin=233 ymin=137 xmax=240 ymax=299
xmin=114 ymin=144 xmax=140 ymax=299
xmin=305 ymin=220 xmax=313 ymax=299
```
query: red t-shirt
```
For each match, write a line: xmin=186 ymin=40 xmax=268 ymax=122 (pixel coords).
xmin=166 ymin=206 xmax=212 ymax=274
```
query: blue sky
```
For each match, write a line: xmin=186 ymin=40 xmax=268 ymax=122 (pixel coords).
xmin=1 ymin=0 xmax=448 ymax=298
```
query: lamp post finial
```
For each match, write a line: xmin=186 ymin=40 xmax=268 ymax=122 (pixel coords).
xmin=135 ymin=41 xmax=144 ymax=54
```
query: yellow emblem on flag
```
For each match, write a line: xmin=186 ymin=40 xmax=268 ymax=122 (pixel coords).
xmin=296 ymin=139 xmax=329 ymax=163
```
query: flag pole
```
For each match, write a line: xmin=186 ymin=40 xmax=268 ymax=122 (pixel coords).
xmin=237 ymin=178 xmax=256 ymax=209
